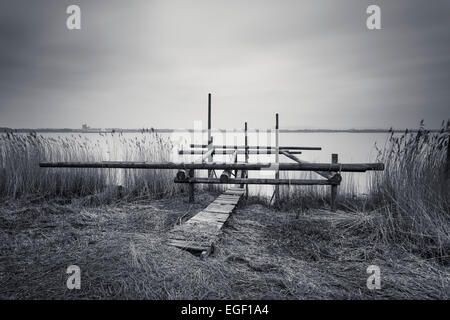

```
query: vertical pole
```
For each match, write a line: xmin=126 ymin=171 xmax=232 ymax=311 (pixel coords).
xmin=244 ymin=122 xmax=249 ymax=197
xmin=331 ymin=153 xmax=338 ymax=212
xmin=207 ymin=93 xmax=213 ymax=179
xmin=188 ymin=169 xmax=195 ymax=203
xmin=274 ymin=113 xmax=280 ymax=205
xmin=233 ymin=136 xmax=238 ymax=178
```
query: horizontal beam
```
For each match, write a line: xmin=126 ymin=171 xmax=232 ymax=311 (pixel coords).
xmin=174 ymin=178 xmax=338 ymax=185
xmin=40 ymin=161 xmax=384 ymax=172
xmin=179 ymin=150 xmax=302 ymax=155
xmin=190 ymin=144 xmax=321 ymax=151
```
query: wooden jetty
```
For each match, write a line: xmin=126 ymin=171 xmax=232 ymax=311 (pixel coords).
xmin=167 ymin=187 xmax=245 ymax=258
xmin=38 ymin=93 xmax=386 ymax=257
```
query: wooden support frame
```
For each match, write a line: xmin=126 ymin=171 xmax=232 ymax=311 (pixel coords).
xmin=180 ymin=149 xmax=302 ymax=155
xmin=37 ymin=93 xmax=385 ymax=215
xmin=175 ymin=177 xmax=338 ymax=185
xmin=190 ymin=144 xmax=321 ymax=151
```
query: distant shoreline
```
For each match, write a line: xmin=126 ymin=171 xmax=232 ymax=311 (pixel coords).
xmin=0 ymin=127 xmax=443 ymax=134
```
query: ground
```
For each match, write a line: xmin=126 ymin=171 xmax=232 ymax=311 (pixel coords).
xmin=0 ymin=192 xmax=448 ymax=299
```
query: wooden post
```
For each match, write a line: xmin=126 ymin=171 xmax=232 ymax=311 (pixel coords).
xmin=274 ymin=114 xmax=280 ymax=205
xmin=244 ymin=122 xmax=249 ymax=197
xmin=330 ymin=153 xmax=338 ymax=212
xmin=188 ymin=169 xmax=195 ymax=203
xmin=207 ymin=93 xmax=213 ymax=179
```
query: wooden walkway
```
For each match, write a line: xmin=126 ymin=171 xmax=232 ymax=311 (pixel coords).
xmin=168 ymin=187 xmax=245 ymax=258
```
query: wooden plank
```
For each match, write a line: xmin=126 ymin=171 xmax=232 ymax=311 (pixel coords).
xmin=167 ymin=187 xmax=244 ymax=256
xmin=205 ymin=203 xmax=235 ymax=210
xmin=214 ymin=198 xmax=239 ymax=203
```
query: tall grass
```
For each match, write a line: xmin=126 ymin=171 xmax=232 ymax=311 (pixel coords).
xmin=0 ymin=131 xmax=178 ymax=199
xmin=369 ymin=121 xmax=450 ymax=259
xmin=276 ymin=121 xmax=449 ymax=261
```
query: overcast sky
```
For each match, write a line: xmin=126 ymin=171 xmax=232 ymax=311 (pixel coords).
xmin=0 ymin=0 xmax=449 ymax=130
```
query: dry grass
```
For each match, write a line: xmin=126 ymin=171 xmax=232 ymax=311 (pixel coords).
xmin=1 ymin=195 xmax=448 ymax=299
xmin=1 ymin=122 xmax=449 ymax=299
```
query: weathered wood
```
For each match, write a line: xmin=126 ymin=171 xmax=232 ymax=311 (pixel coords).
xmin=176 ymin=170 xmax=188 ymax=181
xmin=280 ymin=150 xmax=342 ymax=183
xmin=179 ymin=149 xmax=302 ymax=155
xmin=40 ymin=161 xmax=384 ymax=172
xmin=167 ymin=188 xmax=244 ymax=256
xmin=207 ymin=93 xmax=213 ymax=180
xmin=175 ymin=177 xmax=338 ymax=185
xmin=188 ymin=169 xmax=195 ymax=203
xmin=219 ymin=170 xmax=232 ymax=182
xmin=168 ymin=239 xmax=210 ymax=252
xmin=274 ymin=113 xmax=280 ymax=205
xmin=201 ymin=148 xmax=215 ymax=162
xmin=220 ymin=150 xmax=238 ymax=182
xmin=244 ymin=122 xmax=249 ymax=196
xmin=331 ymin=154 xmax=338 ymax=212
xmin=190 ymin=144 xmax=321 ymax=151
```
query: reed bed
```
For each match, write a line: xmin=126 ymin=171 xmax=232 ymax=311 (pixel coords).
xmin=277 ymin=121 xmax=450 ymax=263
xmin=368 ymin=121 xmax=450 ymax=260
xmin=0 ymin=131 xmax=179 ymax=200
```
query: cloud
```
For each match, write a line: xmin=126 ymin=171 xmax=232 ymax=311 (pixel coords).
xmin=0 ymin=0 xmax=449 ymax=129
